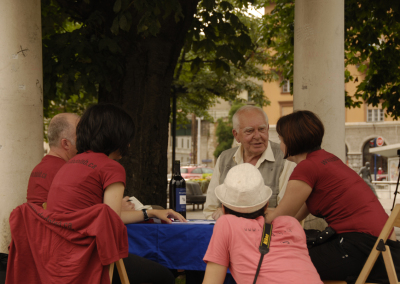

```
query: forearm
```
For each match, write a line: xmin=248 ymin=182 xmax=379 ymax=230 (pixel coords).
xmin=202 ymin=262 xmax=227 ymax=284
xmin=294 ymin=203 xmax=309 ymax=222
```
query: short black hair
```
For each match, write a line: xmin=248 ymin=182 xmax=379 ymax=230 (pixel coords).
xmin=276 ymin=110 xmax=324 ymax=159
xmin=76 ymin=103 xmax=135 ymax=157
xmin=223 ymin=205 xmax=267 ymax=219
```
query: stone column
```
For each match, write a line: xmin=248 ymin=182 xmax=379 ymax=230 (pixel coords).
xmin=293 ymin=0 xmax=344 ymax=231
xmin=0 ymin=0 xmax=43 ymax=253
xmin=293 ymin=0 xmax=345 ymax=161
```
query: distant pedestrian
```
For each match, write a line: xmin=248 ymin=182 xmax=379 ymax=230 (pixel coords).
xmin=358 ymin=162 xmax=377 ymax=196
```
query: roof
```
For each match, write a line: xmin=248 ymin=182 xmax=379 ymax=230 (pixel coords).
xmin=369 ymin=143 xmax=400 ymax=157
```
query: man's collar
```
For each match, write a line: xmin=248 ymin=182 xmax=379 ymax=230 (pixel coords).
xmin=233 ymin=141 xmax=275 ymax=168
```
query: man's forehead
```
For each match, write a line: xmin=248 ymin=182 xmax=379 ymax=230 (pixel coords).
xmin=241 ymin=124 xmax=268 ymax=130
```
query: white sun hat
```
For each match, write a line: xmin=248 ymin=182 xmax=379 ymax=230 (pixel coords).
xmin=215 ymin=163 xmax=272 ymax=213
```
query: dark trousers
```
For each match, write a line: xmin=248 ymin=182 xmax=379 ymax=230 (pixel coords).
xmin=309 ymin=232 xmax=400 ymax=284
xmin=0 ymin=253 xmax=7 ymax=284
xmin=112 ymin=253 xmax=175 ymax=284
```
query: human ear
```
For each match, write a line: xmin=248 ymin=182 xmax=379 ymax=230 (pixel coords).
xmin=61 ymin=138 xmax=70 ymax=150
xmin=232 ymin=129 xmax=240 ymax=143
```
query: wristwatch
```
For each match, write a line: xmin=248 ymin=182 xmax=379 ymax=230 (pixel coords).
xmin=142 ymin=209 xmax=149 ymax=222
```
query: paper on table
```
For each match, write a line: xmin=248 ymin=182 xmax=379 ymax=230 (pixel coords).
xmin=129 ymin=196 xmax=153 ymax=210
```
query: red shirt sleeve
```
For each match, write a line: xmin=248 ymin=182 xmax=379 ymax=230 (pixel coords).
xmin=100 ymin=160 xmax=126 ymax=190
xmin=289 ymin=159 xmax=318 ymax=189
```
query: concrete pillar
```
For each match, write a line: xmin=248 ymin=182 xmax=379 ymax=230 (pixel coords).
xmin=0 ymin=0 xmax=43 ymax=253
xmin=293 ymin=0 xmax=345 ymax=162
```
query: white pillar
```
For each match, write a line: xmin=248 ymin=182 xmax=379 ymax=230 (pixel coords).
xmin=293 ymin=0 xmax=345 ymax=161
xmin=197 ymin=117 xmax=201 ymax=165
xmin=0 ymin=0 xmax=43 ymax=253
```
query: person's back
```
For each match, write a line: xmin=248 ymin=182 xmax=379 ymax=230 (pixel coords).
xmin=204 ymin=214 xmax=322 ymax=283
xmin=202 ymin=163 xmax=322 ymax=284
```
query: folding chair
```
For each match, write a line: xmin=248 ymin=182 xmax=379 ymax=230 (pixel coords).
xmin=109 ymin=258 xmax=130 ymax=284
xmin=323 ymin=204 xmax=400 ymax=284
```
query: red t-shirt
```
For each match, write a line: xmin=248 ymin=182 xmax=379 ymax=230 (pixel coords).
xmin=289 ymin=149 xmax=388 ymax=236
xmin=47 ymin=151 xmax=126 ymax=213
xmin=26 ymin=155 xmax=66 ymax=206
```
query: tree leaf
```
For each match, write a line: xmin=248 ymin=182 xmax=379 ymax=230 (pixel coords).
xmin=113 ymin=0 xmax=122 ymax=13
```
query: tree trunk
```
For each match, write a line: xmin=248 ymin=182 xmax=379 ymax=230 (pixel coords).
xmin=100 ymin=1 xmax=199 ymax=207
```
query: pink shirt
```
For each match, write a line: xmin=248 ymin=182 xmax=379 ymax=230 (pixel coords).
xmin=204 ymin=215 xmax=322 ymax=284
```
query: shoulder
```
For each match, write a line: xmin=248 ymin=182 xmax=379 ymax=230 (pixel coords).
xmin=219 ymin=147 xmax=239 ymax=158
xmin=272 ymin=216 xmax=305 ymax=239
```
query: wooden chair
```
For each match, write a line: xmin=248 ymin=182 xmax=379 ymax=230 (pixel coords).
xmin=323 ymin=204 xmax=400 ymax=284
xmin=109 ymin=258 xmax=130 ymax=284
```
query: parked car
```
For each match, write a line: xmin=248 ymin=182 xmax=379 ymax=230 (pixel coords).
xmin=376 ymin=174 xmax=388 ymax=181
xmin=180 ymin=165 xmax=213 ymax=180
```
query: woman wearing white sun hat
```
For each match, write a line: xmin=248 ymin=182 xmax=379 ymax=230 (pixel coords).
xmin=202 ymin=163 xmax=322 ymax=284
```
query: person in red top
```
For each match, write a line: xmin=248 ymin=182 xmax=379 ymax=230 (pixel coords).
xmin=26 ymin=113 xmax=80 ymax=206
xmin=266 ymin=110 xmax=400 ymax=283
xmin=47 ymin=103 xmax=186 ymax=284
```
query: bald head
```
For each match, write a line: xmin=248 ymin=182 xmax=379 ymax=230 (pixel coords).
xmin=48 ymin=113 xmax=79 ymax=147
xmin=232 ymin=106 xmax=269 ymax=132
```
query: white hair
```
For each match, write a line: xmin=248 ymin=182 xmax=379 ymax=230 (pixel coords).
xmin=48 ymin=113 xmax=79 ymax=147
xmin=232 ymin=105 xmax=269 ymax=132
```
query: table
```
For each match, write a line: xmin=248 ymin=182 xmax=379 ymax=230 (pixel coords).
xmin=126 ymin=221 xmax=236 ymax=284
xmin=126 ymin=222 xmax=215 ymax=271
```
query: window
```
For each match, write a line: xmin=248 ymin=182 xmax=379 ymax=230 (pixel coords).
xmin=367 ymin=109 xmax=384 ymax=122
xmin=279 ymin=101 xmax=293 ymax=117
xmin=187 ymin=139 xmax=189 ymax=149
xmin=192 ymin=168 xmax=203 ymax=174
xmin=282 ymin=80 xmax=290 ymax=93
xmin=180 ymin=168 xmax=188 ymax=173
xmin=202 ymin=168 xmax=214 ymax=174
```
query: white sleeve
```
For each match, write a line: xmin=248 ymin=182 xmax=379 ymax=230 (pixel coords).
xmin=277 ymin=160 xmax=296 ymax=204
xmin=203 ymin=157 xmax=222 ymax=220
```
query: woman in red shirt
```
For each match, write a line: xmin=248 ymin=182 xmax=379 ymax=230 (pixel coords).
xmin=47 ymin=104 xmax=185 ymax=284
xmin=265 ymin=110 xmax=400 ymax=283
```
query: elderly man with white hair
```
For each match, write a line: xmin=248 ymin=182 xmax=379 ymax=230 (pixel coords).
xmin=203 ymin=105 xmax=295 ymax=220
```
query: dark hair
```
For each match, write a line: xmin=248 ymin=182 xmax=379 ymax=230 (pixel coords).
xmin=223 ymin=205 xmax=267 ymax=219
xmin=276 ymin=110 xmax=324 ymax=159
xmin=76 ymin=104 xmax=135 ymax=156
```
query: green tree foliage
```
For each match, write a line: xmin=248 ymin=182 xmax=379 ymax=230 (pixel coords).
xmin=257 ymin=0 xmax=400 ymax=118
xmin=214 ymin=101 xmax=245 ymax=158
xmin=40 ymin=0 xmax=274 ymax=204
xmin=345 ymin=0 xmax=400 ymax=119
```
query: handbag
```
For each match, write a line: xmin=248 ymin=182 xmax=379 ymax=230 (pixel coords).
xmin=253 ymin=221 xmax=272 ymax=284
xmin=305 ymin=227 xmax=336 ymax=248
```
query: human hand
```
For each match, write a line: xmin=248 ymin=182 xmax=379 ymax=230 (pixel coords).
xmin=212 ymin=208 xmax=224 ymax=221
xmin=148 ymin=209 xmax=187 ymax=224
xmin=121 ymin=196 xmax=135 ymax=211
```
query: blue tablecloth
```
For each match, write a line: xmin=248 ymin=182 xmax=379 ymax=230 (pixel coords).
xmin=126 ymin=222 xmax=215 ymax=271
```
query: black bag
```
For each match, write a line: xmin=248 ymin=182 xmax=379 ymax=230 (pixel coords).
xmin=305 ymin=227 xmax=336 ymax=248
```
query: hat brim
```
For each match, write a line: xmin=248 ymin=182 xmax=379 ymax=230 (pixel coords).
xmin=215 ymin=183 xmax=272 ymax=214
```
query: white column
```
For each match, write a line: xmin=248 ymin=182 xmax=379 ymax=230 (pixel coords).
xmin=293 ymin=0 xmax=345 ymax=161
xmin=197 ymin=117 xmax=201 ymax=164
xmin=0 ymin=0 xmax=43 ymax=253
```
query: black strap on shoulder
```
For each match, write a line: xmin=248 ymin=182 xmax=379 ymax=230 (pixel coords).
xmin=253 ymin=222 xmax=272 ymax=284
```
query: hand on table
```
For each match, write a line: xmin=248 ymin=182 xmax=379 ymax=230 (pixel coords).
xmin=212 ymin=208 xmax=223 ymax=221
xmin=149 ymin=209 xmax=187 ymax=224
xmin=121 ymin=196 xmax=135 ymax=211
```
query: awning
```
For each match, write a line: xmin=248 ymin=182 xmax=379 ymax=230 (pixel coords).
xmin=369 ymin=143 xmax=400 ymax=157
